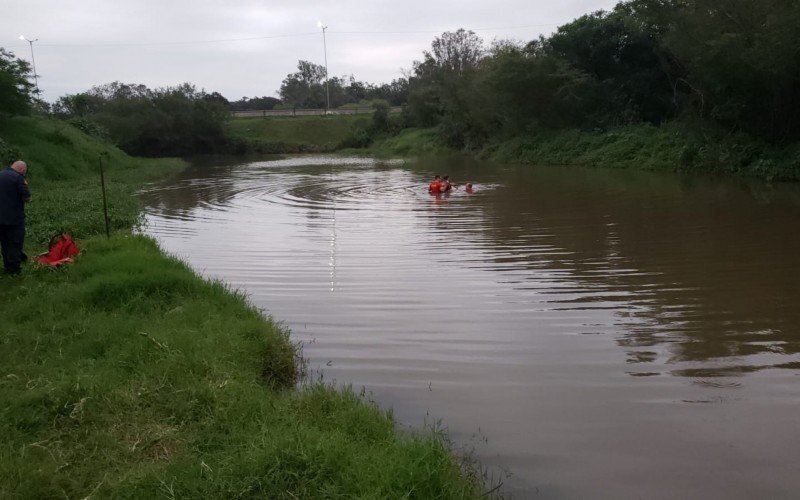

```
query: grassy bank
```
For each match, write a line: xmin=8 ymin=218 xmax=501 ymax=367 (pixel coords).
xmin=0 ymin=116 xmax=480 ymax=498
xmin=486 ymin=124 xmax=800 ymax=181
xmin=227 ymin=115 xmax=365 ymax=153
xmin=0 ymin=116 xmax=186 ymax=248
xmin=365 ymin=122 xmax=800 ymax=181
xmin=355 ymin=128 xmax=451 ymax=157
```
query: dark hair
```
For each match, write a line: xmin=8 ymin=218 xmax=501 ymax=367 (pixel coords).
xmin=434 ymin=175 xmax=441 ymax=179
xmin=443 ymin=175 xmax=449 ymax=180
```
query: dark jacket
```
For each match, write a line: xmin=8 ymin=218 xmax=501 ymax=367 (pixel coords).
xmin=0 ymin=167 xmax=31 ymax=225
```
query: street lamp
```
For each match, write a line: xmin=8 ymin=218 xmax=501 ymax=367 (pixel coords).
xmin=316 ymin=21 xmax=331 ymax=113
xmin=18 ymin=35 xmax=40 ymax=97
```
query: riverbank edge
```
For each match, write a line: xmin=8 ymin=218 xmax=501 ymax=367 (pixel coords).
xmin=0 ymin=116 xmax=482 ymax=498
xmin=225 ymin=114 xmax=367 ymax=155
xmin=356 ymin=123 xmax=800 ymax=182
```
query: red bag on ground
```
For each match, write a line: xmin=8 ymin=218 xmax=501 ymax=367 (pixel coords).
xmin=36 ymin=233 xmax=79 ymax=266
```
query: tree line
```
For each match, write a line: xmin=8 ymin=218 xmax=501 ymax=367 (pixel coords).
xmin=52 ymin=83 xmax=231 ymax=156
xmin=4 ymin=0 xmax=799 ymax=159
xmin=401 ymin=0 xmax=800 ymax=149
xmin=276 ymin=60 xmax=408 ymax=109
xmin=1 ymin=46 xmax=410 ymax=156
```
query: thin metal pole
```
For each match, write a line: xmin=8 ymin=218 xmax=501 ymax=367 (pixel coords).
xmin=26 ymin=39 xmax=39 ymax=97
xmin=99 ymin=154 xmax=110 ymax=238
xmin=322 ymin=26 xmax=330 ymax=112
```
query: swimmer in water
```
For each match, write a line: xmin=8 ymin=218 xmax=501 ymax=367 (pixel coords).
xmin=428 ymin=175 xmax=443 ymax=194
xmin=442 ymin=175 xmax=453 ymax=192
xmin=465 ymin=183 xmax=474 ymax=193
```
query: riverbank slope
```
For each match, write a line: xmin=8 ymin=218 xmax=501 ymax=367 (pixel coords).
xmin=0 ymin=116 xmax=480 ymax=498
xmin=233 ymin=113 xmax=799 ymax=181
xmin=365 ymin=123 xmax=800 ymax=182
xmin=226 ymin=114 xmax=365 ymax=153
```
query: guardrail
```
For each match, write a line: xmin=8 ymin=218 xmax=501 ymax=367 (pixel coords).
xmin=232 ymin=107 xmax=402 ymax=118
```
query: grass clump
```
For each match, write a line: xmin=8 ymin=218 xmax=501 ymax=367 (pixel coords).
xmin=0 ymin=115 xmax=482 ymax=498
xmin=361 ymin=128 xmax=450 ymax=157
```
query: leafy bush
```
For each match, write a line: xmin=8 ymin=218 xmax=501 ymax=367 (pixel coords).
xmin=54 ymin=82 xmax=231 ymax=157
xmin=67 ymin=117 xmax=110 ymax=141
xmin=0 ymin=136 xmax=23 ymax=165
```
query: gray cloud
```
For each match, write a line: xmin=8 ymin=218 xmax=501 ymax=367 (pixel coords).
xmin=3 ymin=0 xmax=618 ymax=102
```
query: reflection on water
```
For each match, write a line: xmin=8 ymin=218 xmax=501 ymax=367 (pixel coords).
xmin=140 ymin=155 xmax=800 ymax=499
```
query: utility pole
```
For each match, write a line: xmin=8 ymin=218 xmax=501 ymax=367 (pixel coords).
xmin=18 ymin=35 xmax=40 ymax=97
xmin=317 ymin=21 xmax=331 ymax=113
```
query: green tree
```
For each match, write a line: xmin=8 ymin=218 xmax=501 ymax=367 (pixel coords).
xmin=365 ymin=78 xmax=409 ymax=106
xmin=546 ymin=3 xmax=675 ymax=125
xmin=0 ymin=48 xmax=34 ymax=117
xmin=55 ymin=82 xmax=231 ymax=156
xmin=483 ymin=40 xmax=598 ymax=134
xmin=427 ymin=29 xmax=484 ymax=75
xmin=405 ymin=29 xmax=485 ymax=136
xmin=230 ymin=96 xmax=281 ymax=111
xmin=279 ymin=60 xmax=327 ymax=109
xmin=659 ymin=0 xmax=800 ymax=140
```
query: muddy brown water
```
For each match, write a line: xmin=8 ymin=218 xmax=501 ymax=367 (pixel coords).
xmin=140 ymin=155 xmax=800 ymax=499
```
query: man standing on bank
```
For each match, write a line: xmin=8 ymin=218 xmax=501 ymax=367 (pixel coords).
xmin=0 ymin=160 xmax=31 ymax=275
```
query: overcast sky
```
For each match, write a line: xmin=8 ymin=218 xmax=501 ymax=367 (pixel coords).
xmin=3 ymin=0 xmax=618 ymax=103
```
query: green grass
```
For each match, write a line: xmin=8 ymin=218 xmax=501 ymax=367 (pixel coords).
xmin=359 ymin=128 xmax=450 ymax=157
xmin=0 ymin=115 xmax=185 ymax=248
xmin=486 ymin=123 xmax=800 ymax=181
xmin=0 ymin=116 xmax=482 ymax=498
xmin=360 ymin=121 xmax=800 ymax=181
xmin=0 ymin=236 xmax=474 ymax=498
xmin=227 ymin=115 xmax=366 ymax=152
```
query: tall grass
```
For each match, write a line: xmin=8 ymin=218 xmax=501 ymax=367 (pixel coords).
xmin=0 ymin=116 xmax=482 ymax=498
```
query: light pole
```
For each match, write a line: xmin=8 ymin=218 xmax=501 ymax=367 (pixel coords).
xmin=316 ymin=21 xmax=331 ymax=113
xmin=18 ymin=35 xmax=40 ymax=97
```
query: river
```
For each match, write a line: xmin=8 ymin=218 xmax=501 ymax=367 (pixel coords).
xmin=139 ymin=154 xmax=800 ymax=499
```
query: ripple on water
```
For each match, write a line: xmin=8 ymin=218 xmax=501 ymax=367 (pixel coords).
xmin=141 ymin=155 xmax=800 ymax=498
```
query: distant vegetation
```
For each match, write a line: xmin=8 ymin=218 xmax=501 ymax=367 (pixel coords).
xmin=229 ymin=95 xmax=281 ymax=112
xmin=392 ymin=0 xmax=800 ymax=179
xmin=401 ymin=0 xmax=800 ymax=145
xmin=3 ymin=0 xmax=800 ymax=179
xmin=277 ymin=60 xmax=408 ymax=109
xmin=51 ymin=82 xmax=231 ymax=157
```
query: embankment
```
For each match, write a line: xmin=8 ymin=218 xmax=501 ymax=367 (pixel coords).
xmin=364 ymin=122 xmax=800 ymax=182
xmin=0 ymin=115 xmax=480 ymax=498
xmin=226 ymin=114 xmax=366 ymax=153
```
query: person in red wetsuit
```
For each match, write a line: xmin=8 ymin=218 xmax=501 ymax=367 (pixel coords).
xmin=428 ymin=175 xmax=443 ymax=194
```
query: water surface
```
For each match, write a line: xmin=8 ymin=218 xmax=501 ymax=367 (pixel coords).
xmin=140 ymin=155 xmax=800 ymax=498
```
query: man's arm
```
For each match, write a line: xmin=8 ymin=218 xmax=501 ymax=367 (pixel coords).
xmin=19 ymin=177 xmax=30 ymax=203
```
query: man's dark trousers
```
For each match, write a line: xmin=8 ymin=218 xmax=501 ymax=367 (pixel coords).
xmin=0 ymin=224 xmax=25 ymax=274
